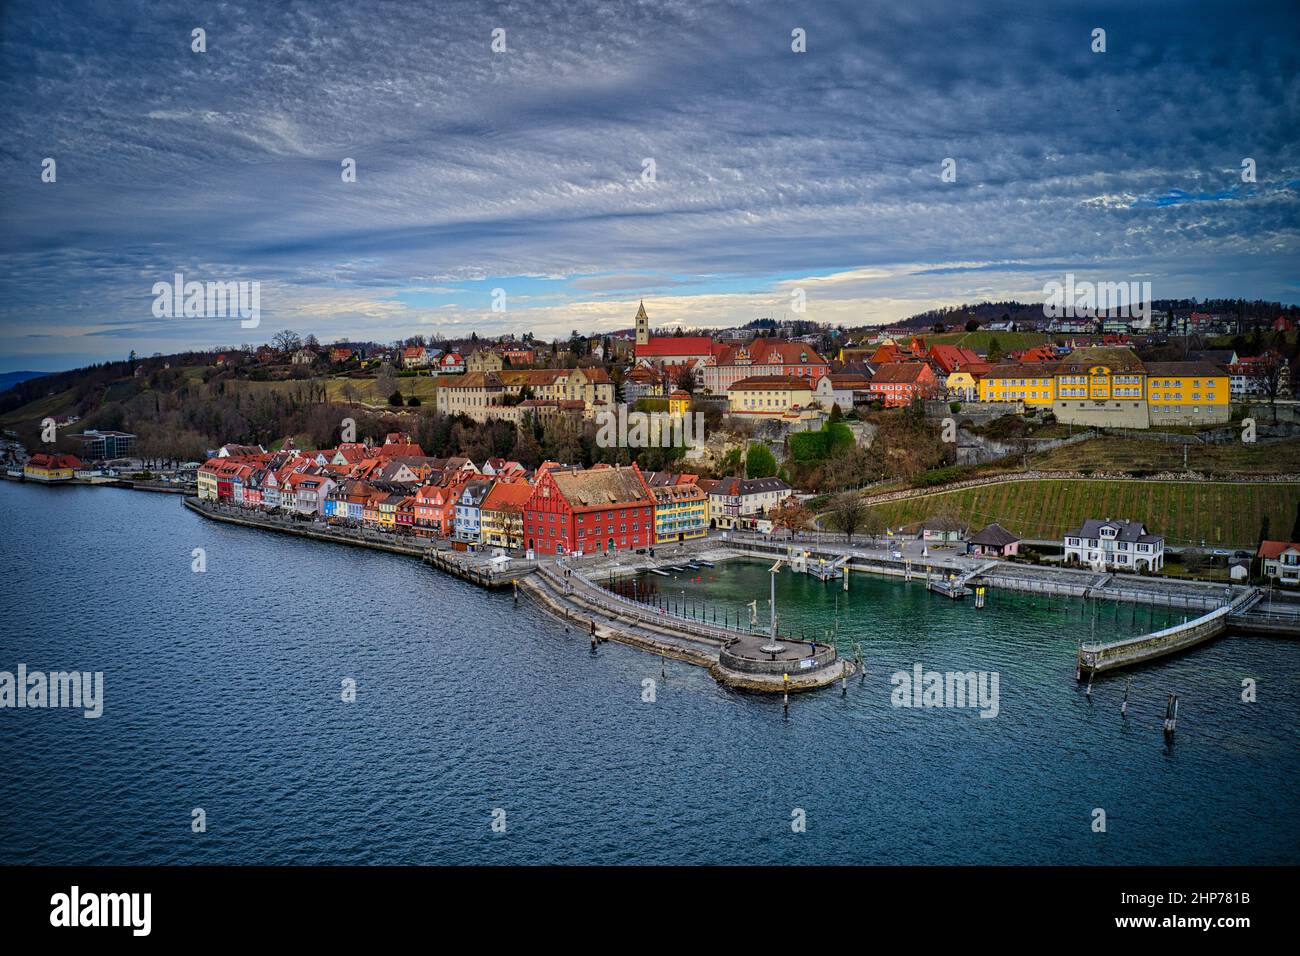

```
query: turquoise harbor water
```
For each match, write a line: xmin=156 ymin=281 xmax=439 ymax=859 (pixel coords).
xmin=1 ymin=481 xmax=1297 ymax=865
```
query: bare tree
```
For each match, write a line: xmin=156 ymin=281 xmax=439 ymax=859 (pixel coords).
xmin=272 ymin=329 xmax=302 ymax=354
xmin=1260 ymin=356 xmax=1285 ymax=425
xmin=375 ymin=362 xmax=397 ymax=396
xmin=823 ymin=491 xmax=868 ymax=542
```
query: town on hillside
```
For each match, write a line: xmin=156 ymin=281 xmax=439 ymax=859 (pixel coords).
xmin=4 ymin=300 xmax=1298 ymax=584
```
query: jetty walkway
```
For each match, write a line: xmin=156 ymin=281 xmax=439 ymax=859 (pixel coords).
xmin=519 ymin=561 xmax=852 ymax=692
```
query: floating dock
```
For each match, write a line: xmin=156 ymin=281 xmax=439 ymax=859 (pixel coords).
xmin=926 ymin=578 xmax=972 ymax=599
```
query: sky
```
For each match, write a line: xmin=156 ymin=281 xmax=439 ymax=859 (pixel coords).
xmin=1 ymin=0 xmax=1298 ymax=373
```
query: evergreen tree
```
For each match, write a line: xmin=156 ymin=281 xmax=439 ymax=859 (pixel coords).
xmin=746 ymin=442 xmax=777 ymax=478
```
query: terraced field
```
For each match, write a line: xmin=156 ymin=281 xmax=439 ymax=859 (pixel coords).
xmin=1029 ymin=437 xmax=1300 ymax=476
xmin=870 ymin=478 xmax=1297 ymax=548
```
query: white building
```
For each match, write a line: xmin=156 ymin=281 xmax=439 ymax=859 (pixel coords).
xmin=1063 ymin=518 xmax=1164 ymax=572
xmin=701 ymin=475 xmax=791 ymax=528
xmin=1258 ymin=541 xmax=1300 ymax=585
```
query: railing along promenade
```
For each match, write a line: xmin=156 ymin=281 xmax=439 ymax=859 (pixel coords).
xmin=721 ymin=531 xmax=1249 ymax=610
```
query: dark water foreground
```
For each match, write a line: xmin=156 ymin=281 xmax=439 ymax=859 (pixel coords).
xmin=1 ymin=482 xmax=1296 ymax=865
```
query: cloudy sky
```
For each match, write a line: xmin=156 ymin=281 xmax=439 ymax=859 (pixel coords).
xmin=1 ymin=0 xmax=1297 ymax=372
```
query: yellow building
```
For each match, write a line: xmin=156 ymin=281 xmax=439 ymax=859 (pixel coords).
xmin=728 ymin=376 xmax=815 ymax=415
xmin=480 ymin=481 xmax=531 ymax=550
xmin=1143 ymin=361 xmax=1230 ymax=425
xmin=378 ymin=494 xmax=400 ymax=530
xmin=946 ymin=370 xmax=975 ymax=400
xmin=668 ymin=389 xmax=691 ymax=416
xmin=23 ymin=453 xmax=80 ymax=482
xmin=977 ymin=364 xmax=1057 ymax=405
xmin=1050 ymin=348 xmax=1229 ymax=428
xmin=652 ymin=483 xmax=709 ymax=542
xmin=197 ymin=465 xmax=219 ymax=500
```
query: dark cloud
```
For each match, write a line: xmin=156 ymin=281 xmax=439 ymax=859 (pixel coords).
xmin=0 ymin=0 xmax=1297 ymax=369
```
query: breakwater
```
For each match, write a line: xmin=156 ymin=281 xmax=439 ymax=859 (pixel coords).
xmin=1078 ymin=590 xmax=1262 ymax=676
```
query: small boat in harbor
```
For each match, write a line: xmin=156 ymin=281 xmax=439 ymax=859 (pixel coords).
xmin=649 ymin=568 xmax=670 ymax=576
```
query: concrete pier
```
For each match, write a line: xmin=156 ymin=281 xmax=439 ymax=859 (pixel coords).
xmin=1078 ymin=589 xmax=1261 ymax=675
xmin=520 ymin=562 xmax=851 ymax=692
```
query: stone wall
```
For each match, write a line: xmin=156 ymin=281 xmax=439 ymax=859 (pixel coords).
xmin=1149 ymin=403 xmax=1232 ymax=426
xmin=1053 ymin=399 xmax=1150 ymax=428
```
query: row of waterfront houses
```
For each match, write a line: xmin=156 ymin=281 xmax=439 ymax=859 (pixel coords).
xmin=197 ymin=435 xmax=792 ymax=554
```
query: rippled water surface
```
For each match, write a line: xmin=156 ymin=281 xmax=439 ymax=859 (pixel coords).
xmin=1 ymin=483 xmax=1297 ymax=865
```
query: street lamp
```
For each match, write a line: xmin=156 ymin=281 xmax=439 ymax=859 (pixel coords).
xmin=761 ymin=559 xmax=785 ymax=656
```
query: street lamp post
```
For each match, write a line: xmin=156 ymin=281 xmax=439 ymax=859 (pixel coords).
xmin=761 ymin=559 xmax=785 ymax=656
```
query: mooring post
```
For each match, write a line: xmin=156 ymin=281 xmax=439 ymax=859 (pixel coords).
xmin=783 ymin=672 xmax=790 ymax=717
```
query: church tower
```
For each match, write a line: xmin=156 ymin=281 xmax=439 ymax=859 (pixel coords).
xmin=635 ymin=300 xmax=649 ymax=346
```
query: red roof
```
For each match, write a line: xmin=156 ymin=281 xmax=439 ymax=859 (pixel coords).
xmin=1257 ymin=540 xmax=1300 ymax=559
xmin=375 ymin=442 xmax=425 ymax=459
xmin=482 ymin=481 xmax=532 ymax=511
xmin=28 ymin=453 xmax=82 ymax=470
xmin=871 ymin=363 xmax=932 ymax=384
xmin=928 ymin=344 xmax=982 ymax=373
xmin=636 ymin=336 xmax=715 ymax=357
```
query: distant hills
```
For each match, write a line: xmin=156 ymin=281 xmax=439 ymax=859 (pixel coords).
xmin=0 ymin=370 xmax=49 ymax=394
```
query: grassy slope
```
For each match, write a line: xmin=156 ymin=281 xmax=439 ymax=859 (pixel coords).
xmin=871 ymin=478 xmax=1297 ymax=548
xmin=0 ymin=388 xmax=79 ymax=428
xmin=925 ymin=330 xmax=1050 ymax=352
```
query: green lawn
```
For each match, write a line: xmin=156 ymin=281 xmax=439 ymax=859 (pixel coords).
xmin=926 ymin=330 xmax=1050 ymax=353
xmin=869 ymin=478 xmax=1297 ymax=548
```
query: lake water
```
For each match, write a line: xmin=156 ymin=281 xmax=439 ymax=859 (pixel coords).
xmin=1 ymin=481 xmax=1296 ymax=865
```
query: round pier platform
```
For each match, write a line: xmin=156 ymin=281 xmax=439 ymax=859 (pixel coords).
xmin=712 ymin=634 xmax=852 ymax=692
